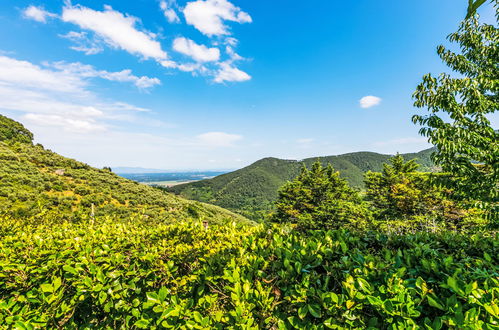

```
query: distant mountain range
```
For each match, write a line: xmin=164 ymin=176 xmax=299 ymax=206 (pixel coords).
xmin=168 ymin=148 xmax=436 ymax=219
xmin=113 ymin=167 xmax=234 ymax=174
xmin=113 ymin=167 xmax=173 ymax=174
xmin=119 ymin=171 xmax=228 ymax=184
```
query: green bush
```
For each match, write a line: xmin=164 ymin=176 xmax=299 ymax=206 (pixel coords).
xmin=364 ymin=155 xmax=472 ymax=226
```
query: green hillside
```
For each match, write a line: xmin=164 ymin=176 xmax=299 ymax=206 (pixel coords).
xmin=0 ymin=115 xmax=249 ymax=225
xmin=168 ymin=148 xmax=435 ymax=219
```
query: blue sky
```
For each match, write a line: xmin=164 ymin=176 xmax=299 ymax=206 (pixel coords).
xmin=0 ymin=0 xmax=496 ymax=169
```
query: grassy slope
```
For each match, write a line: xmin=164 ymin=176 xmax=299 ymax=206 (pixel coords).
xmin=169 ymin=149 xmax=435 ymax=218
xmin=0 ymin=116 xmax=249 ymax=225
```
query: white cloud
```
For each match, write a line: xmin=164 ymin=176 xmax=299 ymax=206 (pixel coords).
xmin=22 ymin=5 xmax=57 ymax=23
xmin=48 ymin=61 xmax=161 ymax=90
xmin=0 ymin=55 xmax=155 ymax=136
xmin=183 ymin=0 xmax=252 ymax=36
xmin=0 ymin=56 xmax=85 ymax=94
xmin=62 ymin=5 xmax=167 ymax=60
xmin=21 ymin=3 xmax=252 ymax=84
xmin=160 ymin=0 xmax=180 ymax=23
xmin=23 ymin=113 xmax=106 ymax=133
xmin=173 ymin=37 xmax=220 ymax=62
xmin=214 ymin=62 xmax=250 ymax=83
xmin=159 ymin=59 xmax=202 ymax=72
xmin=225 ymin=46 xmax=243 ymax=62
xmin=359 ymin=95 xmax=382 ymax=109
xmin=0 ymin=55 xmax=248 ymax=169
xmin=196 ymin=131 xmax=242 ymax=147
xmin=60 ymin=31 xmax=104 ymax=55
xmin=178 ymin=63 xmax=202 ymax=72
xmin=22 ymin=3 xmax=251 ymax=84
xmin=160 ymin=60 xmax=178 ymax=68
xmin=225 ymin=37 xmax=238 ymax=46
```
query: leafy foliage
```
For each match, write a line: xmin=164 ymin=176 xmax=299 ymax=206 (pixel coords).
xmin=0 ymin=114 xmax=33 ymax=144
xmin=364 ymin=155 xmax=469 ymax=226
xmin=413 ymin=10 xmax=498 ymax=217
xmin=1 ymin=215 xmax=497 ymax=328
xmin=271 ymin=162 xmax=370 ymax=230
xmin=466 ymin=0 xmax=490 ymax=19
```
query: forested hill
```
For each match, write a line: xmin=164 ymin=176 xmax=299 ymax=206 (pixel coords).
xmin=0 ymin=115 xmax=249 ymax=224
xmin=168 ymin=148 xmax=435 ymax=219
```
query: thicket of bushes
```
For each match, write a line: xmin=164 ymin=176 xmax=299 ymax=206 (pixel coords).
xmin=270 ymin=156 xmax=489 ymax=234
xmin=1 ymin=215 xmax=497 ymax=329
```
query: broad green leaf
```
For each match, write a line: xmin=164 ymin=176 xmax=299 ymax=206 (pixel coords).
xmin=308 ymin=304 xmax=322 ymax=318
xmin=40 ymin=284 xmax=52 ymax=293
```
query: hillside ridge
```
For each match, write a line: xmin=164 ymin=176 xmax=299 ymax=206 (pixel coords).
xmin=0 ymin=114 xmax=249 ymax=224
xmin=168 ymin=148 xmax=435 ymax=219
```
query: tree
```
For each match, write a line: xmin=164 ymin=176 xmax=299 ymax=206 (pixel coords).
xmin=271 ymin=161 xmax=369 ymax=230
xmin=412 ymin=6 xmax=498 ymax=216
xmin=466 ymin=0 xmax=491 ymax=19
xmin=365 ymin=155 xmax=463 ymax=222
xmin=0 ymin=114 xmax=33 ymax=144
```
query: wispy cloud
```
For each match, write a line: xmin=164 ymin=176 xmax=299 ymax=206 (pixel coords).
xmin=48 ymin=61 xmax=161 ymax=90
xmin=0 ymin=54 xmax=157 ymax=134
xmin=22 ymin=5 xmax=57 ymax=23
xmin=196 ymin=131 xmax=242 ymax=147
xmin=60 ymin=31 xmax=104 ymax=55
xmin=160 ymin=0 xmax=180 ymax=23
xmin=23 ymin=113 xmax=106 ymax=133
xmin=0 ymin=55 xmax=85 ymax=94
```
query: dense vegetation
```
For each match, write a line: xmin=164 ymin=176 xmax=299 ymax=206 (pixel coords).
xmin=2 ymin=215 xmax=497 ymax=329
xmin=168 ymin=149 xmax=435 ymax=220
xmin=413 ymin=12 xmax=498 ymax=217
xmin=0 ymin=115 xmax=248 ymax=225
xmin=270 ymin=156 xmax=489 ymax=235
xmin=271 ymin=162 xmax=371 ymax=230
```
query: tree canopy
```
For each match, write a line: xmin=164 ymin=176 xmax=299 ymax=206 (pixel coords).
xmin=412 ymin=7 xmax=498 ymax=216
xmin=271 ymin=161 xmax=369 ymax=230
xmin=0 ymin=114 xmax=33 ymax=144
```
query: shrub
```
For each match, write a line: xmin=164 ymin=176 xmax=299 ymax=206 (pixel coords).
xmin=364 ymin=155 xmax=469 ymax=225
xmin=271 ymin=161 xmax=370 ymax=230
xmin=0 ymin=216 xmax=497 ymax=328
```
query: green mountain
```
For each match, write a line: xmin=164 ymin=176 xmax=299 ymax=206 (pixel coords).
xmin=168 ymin=148 xmax=436 ymax=219
xmin=0 ymin=115 xmax=249 ymax=225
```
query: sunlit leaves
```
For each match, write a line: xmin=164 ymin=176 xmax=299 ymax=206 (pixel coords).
xmin=466 ymin=0 xmax=489 ymax=19
xmin=0 ymin=214 xmax=497 ymax=328
xmin=413 ymin=9 xmax=498 ymax=217
xmin=271 ymin=161 xmax=371 ymax=230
